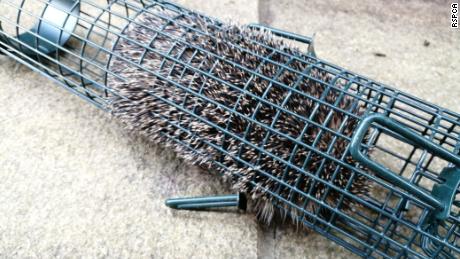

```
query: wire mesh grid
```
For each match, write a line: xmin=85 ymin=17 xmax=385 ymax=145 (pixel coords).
xmin=1 ymin=1 xmax=460 ymax=258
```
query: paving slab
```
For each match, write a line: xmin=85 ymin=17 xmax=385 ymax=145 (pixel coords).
xmin=0 ymin=0 xmax=259 ymax=258
xmin=257 ymin=0 xmax=460 ymax=258
xmin=174 ymin=0 xmax=259 ymax=24
xmin=0 ymin=56 xmax=258 ymax=258
xmin=259 ymin=0 xmax=460 ymax=110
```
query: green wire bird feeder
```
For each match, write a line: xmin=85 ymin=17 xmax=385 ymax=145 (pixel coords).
xmin=1 ymin=1 xmax=460 ymax=258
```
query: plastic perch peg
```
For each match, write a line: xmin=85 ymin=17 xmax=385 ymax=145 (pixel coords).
xmin=165 ymin=193 xmax=247 ymax=211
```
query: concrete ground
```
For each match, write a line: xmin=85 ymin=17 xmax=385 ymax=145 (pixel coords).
xmin=0 ymin=0 xmax=458 ymax=258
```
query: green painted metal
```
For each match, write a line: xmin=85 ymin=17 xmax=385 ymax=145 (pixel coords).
xmin=430 ymin=166 xmax=460 ymax=220
xmin=4 ymin=0 xmax=79 ymax=55
xmin=350 ymin=114 xmax=460 ymax=221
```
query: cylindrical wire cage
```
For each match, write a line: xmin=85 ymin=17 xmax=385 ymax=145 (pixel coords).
xmin=1 ymin=1 xmax=460 ymax=258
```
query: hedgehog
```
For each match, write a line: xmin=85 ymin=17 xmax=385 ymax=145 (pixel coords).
xmin=107 ymin=5 xmax=370 ymax=225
